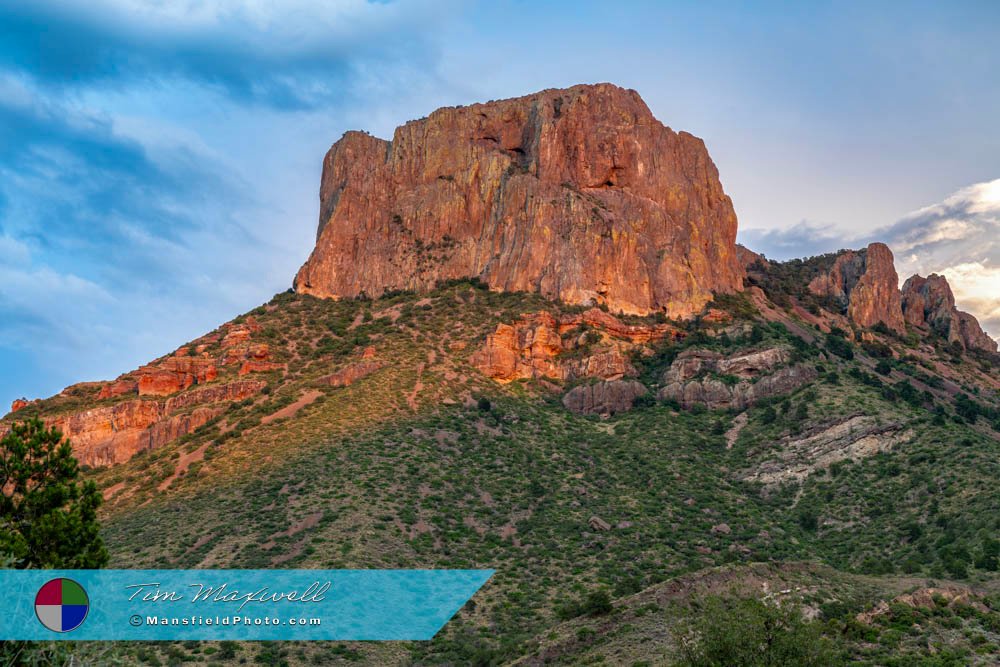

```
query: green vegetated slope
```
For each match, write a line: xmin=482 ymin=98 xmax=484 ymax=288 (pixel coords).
xmin=83 ymin=279 xmax=1000 ymax=665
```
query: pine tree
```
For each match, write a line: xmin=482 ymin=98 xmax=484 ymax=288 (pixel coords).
xmin=0 ymin=418 xmax=108 ymax=568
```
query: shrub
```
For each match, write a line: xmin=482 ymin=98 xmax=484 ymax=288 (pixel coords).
xmin=674 ymin=596 xmax=837 ymax=666
xmin=555 ymin=589 xmax=613 ymax=620
xmin=760 ymin=406 xmax=777 ymax=425
xmin=825 ymin=333 xmax=854 ymax=360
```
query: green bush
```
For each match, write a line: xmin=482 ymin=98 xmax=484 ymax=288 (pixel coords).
xmin=674 ymin=596 xmax=838 ymax=666
xmin=825 ymin=333 xmax=854 ymax=360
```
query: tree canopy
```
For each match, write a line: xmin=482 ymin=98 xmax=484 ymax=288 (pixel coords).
xmin=0 ymin=418 xmax=108 ymax=569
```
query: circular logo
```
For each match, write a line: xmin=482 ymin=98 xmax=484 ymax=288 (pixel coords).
xmin=35 ymin=578 xmax=89 ymax=633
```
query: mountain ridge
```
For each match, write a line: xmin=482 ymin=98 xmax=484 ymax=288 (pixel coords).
xmin=4 ymin=83 xmax=996 ymax=465
xmin=2 ymin=82 xmax=1000 ymax=666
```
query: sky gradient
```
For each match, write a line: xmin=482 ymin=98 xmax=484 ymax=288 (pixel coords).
xmin=1 ymin=0 xmax=999 ymax=410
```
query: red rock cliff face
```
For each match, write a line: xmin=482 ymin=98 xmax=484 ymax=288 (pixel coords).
xmin=471 ymin=308 xmax=681 ymax=383
xmin=1 ymin=380 xmax=266 ymax=468
xmin=808 ymin=243 xmax=906 ymax=333
xmin=1 ymin=317 xmax=282 ymax=467
xmin=901 ymin=274 xmax=997 ymax=352
xmin=294 ymin=83 xmax=743 ymax=317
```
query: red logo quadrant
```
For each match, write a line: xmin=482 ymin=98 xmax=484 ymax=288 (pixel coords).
xmin=35 ymin=578 xmax=89 ymax=632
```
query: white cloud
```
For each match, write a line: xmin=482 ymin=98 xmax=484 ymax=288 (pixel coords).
xmin=937 ymin=261 xmax=1000 ymax=335
xmin=881 ymin=181 xmax=1000 ymax=337
xmin=0 ymin=234 xmax=30 ymax=265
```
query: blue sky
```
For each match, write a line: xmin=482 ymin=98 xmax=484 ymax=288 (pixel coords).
xmin=1 ymin=0 xmax=999 ymax=410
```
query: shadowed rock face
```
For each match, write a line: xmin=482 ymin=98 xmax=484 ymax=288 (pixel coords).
xmin=808 ymin=243 xmax=905 ymax=333
xmin=562 ymin=380 xmax=648 ymax=417
xmin=901 ymin=274 xmax=998 ymax=352
xmin=294 ymin=83 xmax=743 ymax=317
xmin=657 ymin=347 xmax=817 ymax=410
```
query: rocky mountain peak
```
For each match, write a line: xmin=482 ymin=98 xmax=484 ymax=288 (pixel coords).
xmin=902 ymin=273 xmax=997 ymax=352
xmin=294 ymin=83 xmax=744 ymax=317
xmin=807 ymin=242 xmax=906 ymax=334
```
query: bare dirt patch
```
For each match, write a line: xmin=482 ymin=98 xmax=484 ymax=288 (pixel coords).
xmin=725 ymin=412 xmax=749 ymax=449
xmin=262 ymin=390 xmax=322 ymax=425
xmin=407 ymin=363 xmax=425 ymax=411
xmin=103 ymin=481 xmax=126 ymax=500
xmin=158 ymin=441 xmax=211 ymax=492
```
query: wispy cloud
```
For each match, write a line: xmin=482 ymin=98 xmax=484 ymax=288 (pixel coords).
xmin=0 ymin=0 xmax=452 ymax=109
xmin=738 ymin=221 xmax=848 ymax=260
xmin=0 ymin=0 xmax=460 ymax=409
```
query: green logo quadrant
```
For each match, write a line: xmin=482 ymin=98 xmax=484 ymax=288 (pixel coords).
xmin=35 ymin=578 xmax=89 ymax=632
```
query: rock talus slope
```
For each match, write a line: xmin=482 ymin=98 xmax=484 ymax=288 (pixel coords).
xmin=294 ymin=83 xmax=743 ymax=317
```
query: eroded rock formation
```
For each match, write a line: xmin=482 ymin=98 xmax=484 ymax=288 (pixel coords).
xmin=657 ymin=347 xmax=817 ymax=410
xmin=807 ymin=243 xmax=905 ymax=333
xmin=2 ymin=380 xmax=266 ymax=467
xmin=743 ymin=415 xmax=912 ymax=487
xmin=472 ymin=308 xmax=680 ymax=383
xmin=901 ymin=274 xmax=997 ymax=352
xmin=562 ymin=379 xmax=648 ymax=416
xmin=319 ymin=359 xmax=386 ymax=388
xmin=294 ymin=83 xmax=743 ymax=317
xmin=137 ymin=357 xmax=218 ymax=396
xmin=2 ymin=316 xmax=283 ymax=466
xmin=857 ymin=587 xmax=989 ymax=625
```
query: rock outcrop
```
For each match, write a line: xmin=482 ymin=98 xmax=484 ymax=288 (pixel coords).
xmin=1 ymin=315 xmax=284 ymax=466
xmin=8 ymin=379 xmax=267 ymax=467
xmin=857 ymin=587 xmax=989 ymax=625
xmin=319 ymin=359 xmax=386 ymax=388
xmin=657 ymin=347 xmax=817 ymax=410
xmin=472 ymin=308 xmax=680 ymax=383
xmin=901 ymin=274 xmax=997 ymax=352
xmin=743 ymin=415 xmax=912 ymax=487
xmin=137 ymin=356 xmax=218 ymax=396
xmin=735 ymin=244 xmax=767 ymax=272
xmin=562 ymin=379 xmax=648 ymax=416
xmin=294 ymin=83 xmax=743 ymax=317
xmin=807 ymin=243 xmax=905 ymax=333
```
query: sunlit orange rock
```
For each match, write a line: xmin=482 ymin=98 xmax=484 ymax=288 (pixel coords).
xmin=294 ymin=83 xmax=743 ymax=318
xmin=472 ymin=309 xmax=680 ymax=383
xmin=808 ymin=243 xmax=905 ymax=333
xmin=98 ymin=380 xmax=138 ymax=400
